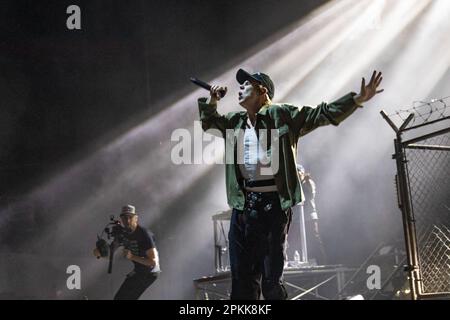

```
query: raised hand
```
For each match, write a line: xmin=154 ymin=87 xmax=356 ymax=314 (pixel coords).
xmin=354 ymin=70 xmax=384 ymax=105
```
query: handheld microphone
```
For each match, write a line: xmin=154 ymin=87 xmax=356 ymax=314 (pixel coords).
xmin=190 ymin=77 xmax=226 ymax=98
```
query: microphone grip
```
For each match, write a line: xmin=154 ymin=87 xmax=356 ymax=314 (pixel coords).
xmin=190 ymin=77 xmax=226 ymax=98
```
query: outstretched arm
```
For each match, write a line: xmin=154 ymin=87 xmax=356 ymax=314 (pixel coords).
xmin=282 ymin=70 xmax=385 ymax=138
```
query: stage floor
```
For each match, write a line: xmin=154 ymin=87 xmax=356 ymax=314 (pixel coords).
xmin=193 ymin=264 xmax=357 ymax=300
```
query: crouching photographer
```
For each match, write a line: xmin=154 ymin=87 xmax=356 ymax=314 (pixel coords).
xmin=93 ymin=205 xmax=160 ymax=300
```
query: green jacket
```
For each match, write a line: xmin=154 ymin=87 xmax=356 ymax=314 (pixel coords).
xmin=198 ymin=92 xmax=361 ymax=210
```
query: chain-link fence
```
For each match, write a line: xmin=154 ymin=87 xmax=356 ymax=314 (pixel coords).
xmin=404 ymin=133 xmax=450 ymax=295
xmin=382 ymin=96 xmax=450 ymax=300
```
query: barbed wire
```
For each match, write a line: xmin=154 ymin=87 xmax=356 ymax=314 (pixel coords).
xmin=387 ymin=95 xmax=450 ymax=128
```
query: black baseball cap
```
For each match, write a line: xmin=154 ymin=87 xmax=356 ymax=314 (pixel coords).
xmin=236 ymin=68 xmax=275 ymax=100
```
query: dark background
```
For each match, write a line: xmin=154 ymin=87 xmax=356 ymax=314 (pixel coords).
xmin=0 ymin=0 xmax=327 ymax=196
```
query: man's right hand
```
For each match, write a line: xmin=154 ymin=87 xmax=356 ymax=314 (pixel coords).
xmin=207 ymin=85 xmax=227 ymax=105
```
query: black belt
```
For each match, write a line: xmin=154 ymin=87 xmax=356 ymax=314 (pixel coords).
xmin=243 ymin=179 xmax=276 ymax=188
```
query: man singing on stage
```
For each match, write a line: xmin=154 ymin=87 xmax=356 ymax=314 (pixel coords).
xmin=197 ymin=69 xmax=383 ymax=300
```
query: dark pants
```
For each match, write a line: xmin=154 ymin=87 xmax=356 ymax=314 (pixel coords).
xmin=228 ymin=191 xmax=292 ymax=300
xmin=114 ymin=270 xmax=158 ymax=300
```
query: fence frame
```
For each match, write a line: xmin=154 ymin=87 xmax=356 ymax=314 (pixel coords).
xmin=381 ymin=109 xmax=450 ymax=300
